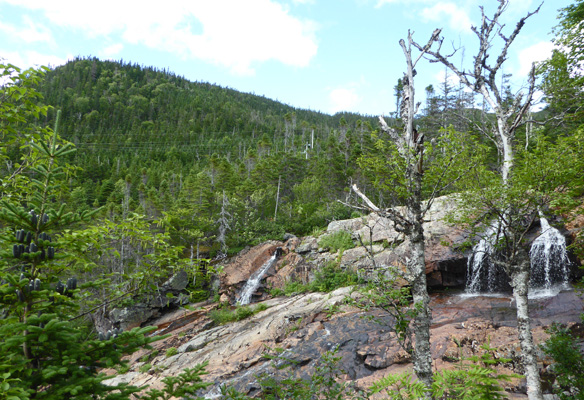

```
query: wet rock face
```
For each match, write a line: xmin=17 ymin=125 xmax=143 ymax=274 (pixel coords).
xmin=220 ymin=241 xmax=284 ymax=302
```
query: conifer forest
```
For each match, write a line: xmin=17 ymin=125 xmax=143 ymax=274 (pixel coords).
xmin=1 ymin=0 xmax=584 ymax=399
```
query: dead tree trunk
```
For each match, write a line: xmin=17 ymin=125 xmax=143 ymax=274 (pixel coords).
xmin=352 ymin=29 xmax=441 ymax=393
xmin=410 ymin=1 xmax=543 ymax=398
xmin=412 ymin=0 xmax=539 ymax=181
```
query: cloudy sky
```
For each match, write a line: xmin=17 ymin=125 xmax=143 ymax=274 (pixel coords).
xmin=0 ymin=0 xmax=570 ymax=116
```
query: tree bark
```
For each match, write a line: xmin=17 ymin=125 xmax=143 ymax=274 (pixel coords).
xmin=409 ymin=3 xmax=543 ymax=397
xmin=354 ymin=30 xmax=440 ymax=395
xmin=510 ymin=260 xmax=544 ymax=400
xmin=408 ymin=196 xmax=433 ymax=389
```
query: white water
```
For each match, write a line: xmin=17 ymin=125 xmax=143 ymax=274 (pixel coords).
xmin=465 ymin=217 xmax=571 ymax=296
xmin=466 ymin=223 xmax=498 ymax=294
xmin=529 ymin=217 xmax=570 ymax=292
xmin=236 ymin=252 xmax=278 ymax=305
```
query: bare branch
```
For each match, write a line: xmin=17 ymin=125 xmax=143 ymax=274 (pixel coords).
xmin=379 ymin=116 xmax=403 ymax=149
xmin=509 ymin=64 xmax=536 ymax=132
xmin=412 ymin=29 xmax=442 ymax=67
xmin=452 ymin=110 xmax=499 ymax=148
xmin=351 ymin=184 xmax=381 ymax=212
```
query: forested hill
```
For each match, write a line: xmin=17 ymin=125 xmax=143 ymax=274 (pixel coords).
xmin=39 ymin=57 xmax=376 ymax=159
xmin=36 ymin=57 xmax=381 ymax=253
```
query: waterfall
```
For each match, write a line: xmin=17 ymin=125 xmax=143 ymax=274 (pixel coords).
xmin=236 ymin=249 xmax=281 ymax=305
xmin=465 ymin=217 xmax=571 ymax=295
xmin=466 ymin=223 xmax=498 ymax=294
xmin=529 ymin=217 xmax=570 ymax=291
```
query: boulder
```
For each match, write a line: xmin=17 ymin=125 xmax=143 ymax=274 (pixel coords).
xmin=162 ymin=269 xmax=189 ymax=292
xmin=106 ymin=270 xmax=190 ymax=331
xmin=325 ymin=195 xmax=469 ymax=288
xmin=295 ymin=236 xmax=318 ymax=254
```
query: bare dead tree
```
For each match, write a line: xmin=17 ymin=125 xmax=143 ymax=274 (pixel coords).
xmin=351 ymin=28 xmax=442 ymax=393
xmin=409 ymin=1 xmax=544 ymax=398
xmin=413 ymin=0 xmax=540 ymax=182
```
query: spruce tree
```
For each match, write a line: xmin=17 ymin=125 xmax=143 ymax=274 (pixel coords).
xmin=0 ymin=64 xmax=208 ymax=400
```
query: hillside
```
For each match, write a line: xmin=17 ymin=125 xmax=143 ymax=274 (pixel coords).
xmin=35 ymin=57 xmax=382 ymax=253
xmin=39 ymin=57 xmax=376 ymax=171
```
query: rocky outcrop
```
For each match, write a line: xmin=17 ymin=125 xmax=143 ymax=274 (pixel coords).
xmin=216 ymin=197 xmax=467 ymax=305
xmin=104 ymin=287 xmax=584 ymax=398
xmin=220 ymin=241 xmax=284 ymax=302
xmin=217 ymin=194 xmax=582 ymax=307
xmin=325 ymin=195 xmax=469 ymax=288
xmin=100 ymin=195 xmax=584 ymax=398
xmin=101 ymin=270 xmax=190 ymax=332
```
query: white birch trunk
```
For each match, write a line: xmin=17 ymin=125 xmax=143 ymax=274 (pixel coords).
xmin=499 ymin=118 xmax=514 ymax=184
xmin=511 ymin=264 xmax=543 ymax=400
xmin=409 ymin=4 xmax=543 ymax=394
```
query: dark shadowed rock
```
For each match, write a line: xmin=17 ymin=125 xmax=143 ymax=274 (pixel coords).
xmin=106 ymin=270 xmax=190 ymax=331
xmin=162 ymin=269 xmax=189 ymax=291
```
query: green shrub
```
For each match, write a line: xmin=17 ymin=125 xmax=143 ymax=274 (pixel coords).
xmin=254 ymin=303 xmax=268 ymax=313
xmin=235 ymin=306 xmax=255 ymax=321
xmin=139 ymin=363 xmax=152 ymax=373
xmin=278 ymin=262 xmax=361 ymax=296
xmin=310 ymin=226 xmax=326 ymax=237
xmin=189 ymin=289 xmax=209 ymax=303
xmin=166 ymin=347 xmax=178 ymax=358
xmin=350 ymin=211 xmax=363 ymax=219
xmin=269 ymin=287 xmax=286 ymax=297
xmin=283 ymin=280 xmax=310 ymax=296
xmin=308 ymin=262 xmax=360 ymax=292
xmin=318 ymin=230 xmax=354 ymax=253
xmin=209 ymin=304 xmax=269 ymax=325
xmin=541 ymin=323 xmax=584 ymax=399
xmin=371 ymin=341 xmax=518 ymax=399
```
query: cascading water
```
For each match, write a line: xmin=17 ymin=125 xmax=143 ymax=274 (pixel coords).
xmin=465 ymin=216 xmax=571 ymax=295
xmin=529 ymin=217 xmax=570 ymax=291
xmin=466 ymin=223 xmax=498 ymax=294
xmin=236 ymin=248 xmax=281 ymax=305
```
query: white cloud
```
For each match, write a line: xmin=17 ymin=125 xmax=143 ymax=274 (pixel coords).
xmin=517 ymin=41 xmax=554 ymax=77
xmin=329 ymin=87 xmax=362 ymax=114
xmin=4 ymin=0 xmax=318 ymax=76
xmin=0 ymin=49 xmax=70 ymax=69
xmin=375 ymin=0 xmax=437 ymax=8
xmin=421 ymin=2 xmax=472 ymax=33
xmin=375 ymin=0 xmax=400 ymax=6
xmin=0 ymin=16 xmax=53 ymax=44
xmin=101 ymin=43 xmax=124 ymax=58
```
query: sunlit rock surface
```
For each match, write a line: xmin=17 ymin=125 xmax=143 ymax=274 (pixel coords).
xmin=104 ymin=287 xmax=584 ymax=398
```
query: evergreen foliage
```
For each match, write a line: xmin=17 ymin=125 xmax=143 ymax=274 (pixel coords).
xmin=28 ymin=57 xmax=381 ymax=253
xmin=2 ymin=4 xmax=584 ymax=393
xmin=0 ymin=62 xmax=207 ymax=400
xmin=541 ymin=323 xmax=584 ymax=399
xmin=317 ymin=230 xmax=354 ymax=253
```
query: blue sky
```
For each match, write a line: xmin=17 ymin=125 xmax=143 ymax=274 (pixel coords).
xmin=0 ymin=0 xmax=571 ymax=116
